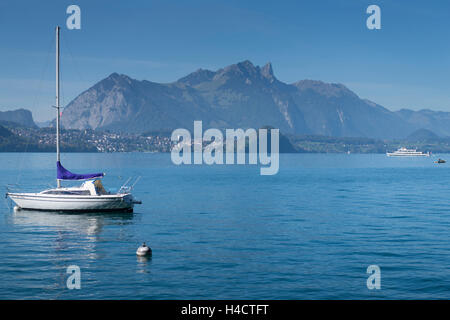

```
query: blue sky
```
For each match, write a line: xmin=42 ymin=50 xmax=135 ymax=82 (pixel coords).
xmin=1 ymin=0 xmax=450 ymax=121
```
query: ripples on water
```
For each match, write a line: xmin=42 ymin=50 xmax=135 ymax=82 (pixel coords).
xmin=1 ymin=153 xmax=450 ymax=299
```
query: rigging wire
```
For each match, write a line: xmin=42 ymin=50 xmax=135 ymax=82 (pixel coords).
xmin=15 ymin=33 xmax=55 ymax=188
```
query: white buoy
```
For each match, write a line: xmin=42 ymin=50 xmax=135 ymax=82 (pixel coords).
xmin=136 ymin=242 xmax=152 ymax=256
xmin=13 ymin=206 xmax=21 ymax=212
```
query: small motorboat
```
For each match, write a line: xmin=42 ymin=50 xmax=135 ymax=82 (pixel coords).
xmin=435 ymin=159 xmax=446 ymax=164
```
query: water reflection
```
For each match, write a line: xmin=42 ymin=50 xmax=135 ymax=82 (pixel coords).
xmin=10 ymin=209 xmax=135 ymax=262
xmin=136 ymin=255 xmax=152 ymax=274
xmin=6 ymin=209 xmax=137 ymax=297
xmin=10 ymin=209 xmax=134 ymax=236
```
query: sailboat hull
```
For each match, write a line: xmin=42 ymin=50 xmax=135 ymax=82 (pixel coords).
xmin=7 ymin=193 xmax=134 ymax=212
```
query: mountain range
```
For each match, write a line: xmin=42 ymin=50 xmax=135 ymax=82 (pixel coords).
xmin=4 ymin=60 xmax=450 ymax=140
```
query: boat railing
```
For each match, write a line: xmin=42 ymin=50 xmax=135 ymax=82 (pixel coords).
xmin=4 ymin=183 xmax=54 ymax=194
xmin=118 ymin=176 xmax=141 ymax=194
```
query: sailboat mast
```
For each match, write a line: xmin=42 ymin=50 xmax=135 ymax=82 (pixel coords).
xmin=56 ymin=26 xmax=61 ymax=188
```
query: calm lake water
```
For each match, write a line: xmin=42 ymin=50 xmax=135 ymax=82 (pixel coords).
xmin=1 ymin=153 xmax=450 ymax=299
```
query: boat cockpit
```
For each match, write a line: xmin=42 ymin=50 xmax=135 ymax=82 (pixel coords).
xmin=39 ymin=179 xmax=109 ymax=196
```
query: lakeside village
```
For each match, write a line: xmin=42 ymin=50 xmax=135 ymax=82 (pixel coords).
xmin=7 ymin=126 xmax=172 ymax=152
xmin=4 ymin=124 xmax=450 ymax=154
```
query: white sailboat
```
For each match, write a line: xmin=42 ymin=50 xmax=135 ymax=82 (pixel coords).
xmin=6 ymin=26 xmax=141 ymax=213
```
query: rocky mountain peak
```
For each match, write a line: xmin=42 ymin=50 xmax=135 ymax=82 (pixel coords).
xmin=177 ymin=68 xmax=215 ymax=86
xmin=92 ymin=72 xmax=134 ymax=92
xmin=213 ymin=60 xmax=279 ymax=85
xmin=236 ymin=60 xmax=257 ymax=71
xmin=261 ymin=62 xmax=274 ymax=80
xmin=106 ymin=72 xmax=131 ymax=81
xmin=217 ymin=60 xmax=257 ymax=77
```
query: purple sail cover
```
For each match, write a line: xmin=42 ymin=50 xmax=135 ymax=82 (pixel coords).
xmin=57 ymin=161 xmax=104 ymax=180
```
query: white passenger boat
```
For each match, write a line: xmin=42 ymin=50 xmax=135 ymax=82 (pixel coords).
xmin=386 ymin=147 xmax=430 ymax=157
xmin=6 ymin=26 xmax=141 ymax=212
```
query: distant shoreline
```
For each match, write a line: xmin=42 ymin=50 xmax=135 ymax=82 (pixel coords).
xmin=2 ymin=151 xmax=450 ymax=155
